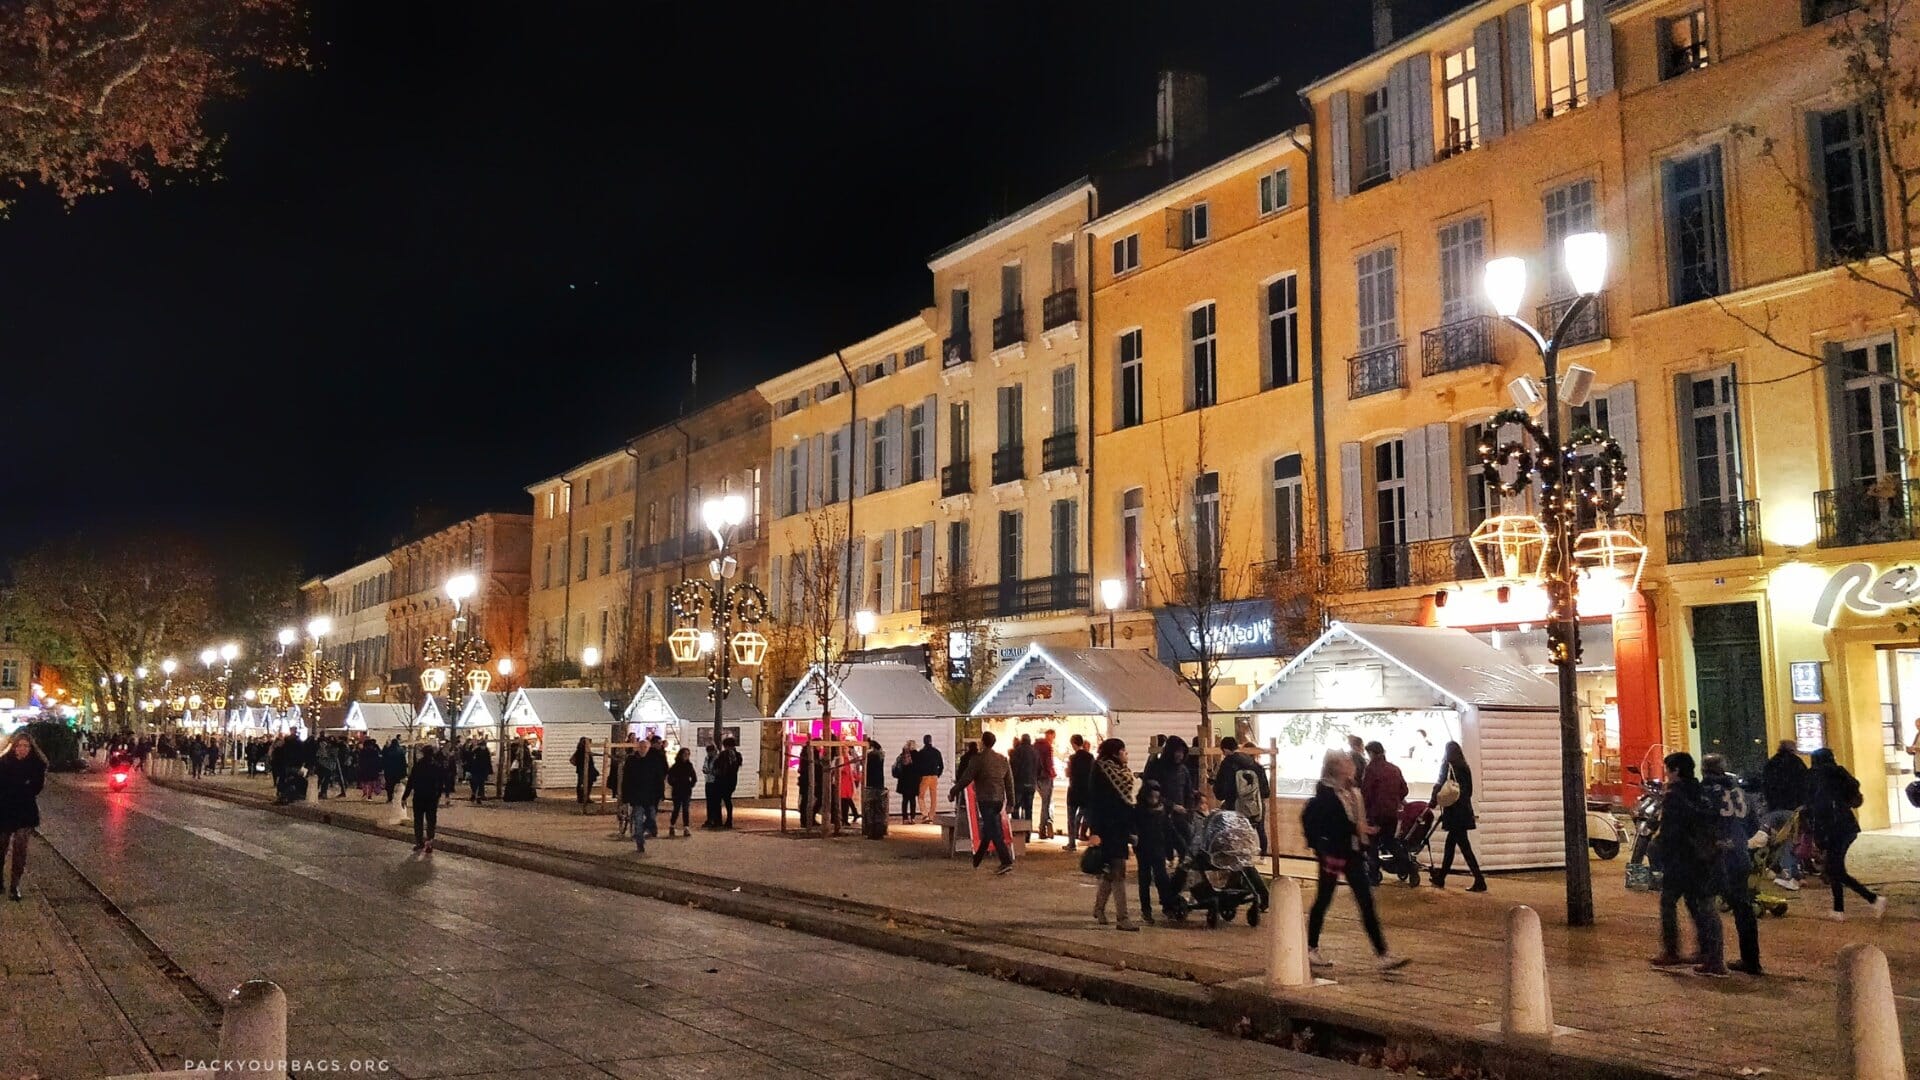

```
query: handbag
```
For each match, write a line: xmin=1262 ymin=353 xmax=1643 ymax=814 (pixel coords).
xmin=1434 ymin=777 xmax=1461 ymax=809
xmin=1906 ymin=779 xmax=1920 ymax=809
xmin=1079 ymin=845 xmax=1108 ymax=876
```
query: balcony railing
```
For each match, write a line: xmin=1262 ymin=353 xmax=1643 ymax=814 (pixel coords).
xmin=1041 ymin=429 xmax=1079 ymax=471
xmin=1042 ymin=288 xmax=1078 ymax=331
xmin=1348 ymin=342 xmax=1407 ymax=399
xmin=1538 ymin=293 xmax=1607 ymax=348
xmin=923 ymin=573 xmax=1089 ymax=623
xmin=942 ymin=332 xmax=972 ymax=368
xmin=940 ymin=461 xmax=972 ymax=498
xmin=1420 ymin=315 xmax=1498 ymax=376
xmin=1816 ymin=480 xmax=1920 ymax=548
xmin=992 ymin=444 xmax=1025 ymax=485
xmin=1666 ymin=500 xmax=1762 ymax=563
xmin=1328 ymin=535 xmax=1479 ymax=592
xmin=992 ymin=309 xmax=1027 ymax=351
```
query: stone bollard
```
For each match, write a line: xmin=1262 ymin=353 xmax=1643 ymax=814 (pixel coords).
xmin=216 ymin=979 xmax=287 ymax=1077
xmin=1265 ymin=874 xmax=1313 ymax=989
xmin=1836 ymin=944 xmax=1907 ymax=1080
xmin=1501 ymin=905 xmax=1554 ymax=1040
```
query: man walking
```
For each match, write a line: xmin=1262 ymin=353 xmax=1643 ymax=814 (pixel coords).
xmin=1034 ymin=729 xmax=1057 ymax=839
xmin=951 ymin=730 xmax=1016 ymax=874
xmin=713 ymin=737 xmax=744 ymax=828
xmin=1649 ymin=751 xmax=1728 ymax=978
xmin=1065 ymin=734 xmax=1093 ymax=852
xmin=915 ymin=734 xmax=943 ymax=824
xmin=401 ymin=746 xmax=449 ymax=854
xmin=623 ymin=739 xmax=668 ymax=853
xmin=1703 ymin=754 xmax=1762 ymax=976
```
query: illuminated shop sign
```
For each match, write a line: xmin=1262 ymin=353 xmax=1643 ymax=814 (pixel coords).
xmin=1812 ymin=562 xmax=1920 ymax=627
xmin=1154 ymin=600 xmax=1278 ymax=664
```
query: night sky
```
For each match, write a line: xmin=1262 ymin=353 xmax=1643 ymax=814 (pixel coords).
xmin=3 ymin=1 xmax=1397 ymax=575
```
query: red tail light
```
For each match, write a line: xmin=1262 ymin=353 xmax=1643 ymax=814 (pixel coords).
xmin=112 ymin=772 xmax=128 ymax=783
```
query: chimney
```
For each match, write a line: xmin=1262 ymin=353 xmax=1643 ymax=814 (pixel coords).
xmin=1372 ymin=0 xmax=1396 ymax=49
xmin=1154 ymin=70 xmax=1209 ymax=166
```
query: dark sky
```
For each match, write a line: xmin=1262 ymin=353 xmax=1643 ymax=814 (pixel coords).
xmin=3 ymin=1 xmax=1389 ymax=575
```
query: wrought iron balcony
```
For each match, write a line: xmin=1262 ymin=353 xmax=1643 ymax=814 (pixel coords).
xmin=1348 ymin=342 xmax=1407 ymax=399
xmin=1328 ymin=535 xmax=1478 ymax=592
xmin=992 ymin=309 xmax=1027 ymax=351
xmin=1041 ymin=429 xmax=1079 ymax=472
xmin=940 ymin=461 xmax=972 ymax=498
xmin=1420 ymin=315 xmax=1498 ymax=376
xmin=942 ymin=332 xmax=972 ymax=368
xmin=1816 ymin=480 xmax=1920 ymax=548
xmin=1538 ymin=293 xmax=1607 ymax=348
xmin=991 ymin=444 xmax=1025 ymax=485
xmin=923 ymin=573 xmax=1089 ymax=623
xmin=1042 ymin=288 xmax=1079 ymax=331
xmin=1666 ymin=500 xmax=1762 ymax=563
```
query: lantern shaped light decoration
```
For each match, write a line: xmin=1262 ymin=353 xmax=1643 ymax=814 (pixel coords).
xmin=465 ymin=666 xmax=493 ymax=696
xmin=258 ymin=684 xmax=280 ymax=705
xmin=730 ymin=630 xmax=769 ymax=667
xmin=1573 ymin=525 xmax=1649 ymax=617
xmin=1469 ymin=514 xmax=1551 ymax=581
xmin=212 ymin=694 xmax=228 ymax=711
xmin=171 ymin=695 xmax=188 ymax=711
xmin=420 ymin=666 xmax=450 ymax=695
xmin=187 ymin=691 xmax=204 ymax=710
xmin=288 ymin=681 xmax=311 ymax=706
xmin=668 ymin=627 xmax=704 ymax=664
xmin=321 ymin=678 xmax=345 ymax=704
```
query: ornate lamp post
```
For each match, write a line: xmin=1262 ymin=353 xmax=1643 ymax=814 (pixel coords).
xmin=1098 ymin=578 xmax=1126 ymax=646
xmin=669 ymin=494 xmax=769 ymax=749
xmin=421 ymin=573 xmax=492 ymax=734
xmin=1478 ymin=230 xmax=1624 ymax=929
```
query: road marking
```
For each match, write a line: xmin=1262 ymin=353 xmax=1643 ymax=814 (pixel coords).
xmin=121 ymin=800 xmax=334 ymax=881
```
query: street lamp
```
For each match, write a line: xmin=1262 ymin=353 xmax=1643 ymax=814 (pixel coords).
xmin=421 ymin=573 xmax=491 ymax=723
xmin=853 ymin=609 xmax=877 ymax=650
xmin=581 ymin=646 xmax=601 ymax=670
xmin=671 ymin=493 xmax=768 ymax=752
xmin=1480 ymin=230 xmax=1623 ymax=929
xmin=1099 ymin=578 xmax=1126 ymax=646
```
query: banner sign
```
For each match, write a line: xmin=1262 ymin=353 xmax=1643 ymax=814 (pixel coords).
xmin=1153 ymin=600 xmax=1279 ymax=665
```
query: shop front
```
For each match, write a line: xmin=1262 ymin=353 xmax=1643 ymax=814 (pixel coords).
xmin=773 ymin=661 xmax=961 ymax=816
xmin=501 ymin=688 xmax=619 ymax=790
xmin=1152 ymin=598 xmax=1292 ymax=734
xmin=969 ymin=642 xmax=1202 ymax=755
xmin=622 ymin=676 xmax=766 ymax=794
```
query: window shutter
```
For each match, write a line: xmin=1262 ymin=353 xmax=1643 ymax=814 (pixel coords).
xmin=852 ymin=418 xmax=871 ymax=498
xmin=773 ymin=446 xmax=789 ymax=517
xmin=1823 ymin=342 xmax=1853 ymax=484
xmin=770 ymin=556 xmax=784 ymax=620
xmin=1673 ymin=371 xmax=1700 ymax=506
xmin=1506 ymin=4 xmax=1536 ymax=131
xmin=1340 ymin=441 xmax=1365 ymax=550
xmin=1402 ymin=425 xmax=1431 ymax=541
xmin=923 ymin=394 xmax=940 ymax=477
xmin=1476 ymin=17 xmax=1507 ymax=143
xmin=886 ymin=405 xmax=906 ymax=489
xmin=805 ymin=435 xmax=822 ymax=511
xmin=1387 ymin=59 xmax=1413 ymax=178
xmin=1423 ymin=422 xmax=1455 ymax=538
xmin=1586 ymin=10 xmax=1615 ymax=98
xmin=1407 ymin=52 xmax=1434 ymax=170
xmin=1805 ymin=113 xmax=1832 ymax=262
xmin=1606 ymin=382 xmax=1642 ymax=514
xmin=920 ymin=522 xmax=937 ymax=599
xmin=1330 ymin=91 xmax=1353 ymax=199
xmin=837 ymin=424 xmax=853 ymax=502
xmin=879 ymin=531 xmax=897 ymax=615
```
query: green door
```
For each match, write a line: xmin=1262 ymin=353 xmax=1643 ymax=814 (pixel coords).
xmin=1692 ymin=602 xmax=1768 ymax=776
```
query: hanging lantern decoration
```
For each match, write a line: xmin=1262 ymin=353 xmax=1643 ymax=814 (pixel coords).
xmin=212 ymin=695 xmax=228 ymax=711
xmin=187 ymin=692 xmax=204 ymax=710
xmin=730 ymin=630 xmax=769 ymax=668
xmin=287 ymin=681 xmax=311 ymax=706
xmin=420 ymin=666 xmax=450 ymax=695
xmin=668 ymin=627 xmax=704 ymax=664
xmin=1573 ymin=525 xmax=1648 ymax=589
xmin=465 ymin=667 xmax=493 ymax=696
xmin=1469 ymin=514 xmax=1551 ymax=581
xmin=320 ymin=678 xmax=346 ymax=704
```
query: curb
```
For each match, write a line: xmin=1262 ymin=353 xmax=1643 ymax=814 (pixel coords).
xmin=155 ymin=776 xmax=1702 ymax=1080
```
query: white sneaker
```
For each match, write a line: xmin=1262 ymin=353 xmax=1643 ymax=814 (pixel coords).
xmin=1307 ymin=948 xmax=1331 ymax=968
xmin=1828 ymin=910 xmax=1848 ymax=922
xmin=1377 ymin=953 xmax=1411 ymax=972
xmin=1773 ymin=876 xmax=1800 ymax=892
xmin=1870 ymin=896 xmax=1889 ymax=919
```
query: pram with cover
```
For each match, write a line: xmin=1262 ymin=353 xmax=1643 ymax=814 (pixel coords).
xmin=1167 ymin=810 xmax=1270 ymax=928
xmin=1377 ymin=800 xmax=1434 ymax=883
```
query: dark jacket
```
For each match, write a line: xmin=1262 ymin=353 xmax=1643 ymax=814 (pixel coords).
xmin=1360 ymin=758 xmax=1408 ymax=828
xmin=623 ymin=750 xmax=668 ymax=805
xmin=0 ymin=751 xmax=47 ymax=832
xmin=381 ymin=742 xmax=408 ymax=782
xmin=712 ymin=747 xmax=743 ymax=788
xmin=1065 ymin=749 xmax=1094 ymax=807
xmin=1211 ymin=751 xmax=1271 ymax=807
xmin=668 ymin=759 xmax=698 ymax=799
xmin=1142 ymin=738 xmax=1193 ymax=811
xmin=1806 ymin=762 xmax=1864 ymax=846
xmin=953 ymin=748 xmax=1014 ymax=805
xmin=1301 ymin=782 xmax=1360 ymax=858
xmin=357 ymin=743 xmax=383 ymax=783
xmin=864 ymin=749 xmax=886 ymax=791
xmin=1702 ymin=771 xmax=1752 ymax=885
xmin=1433 ymin=760 xmax=1476 ymax=831
xmin=402 ymin=756 xmax=448 ymax=805
xmin=1009 ymin=740 xmax=1037 ymax=786
xmin=1761 ymin=750 xmax=1808 ymax=813
xmin=1652 ymin=775 xmax=1721 ymax=890
xmin=1086 ymin=762 xmax=1134 ymax=859
xmin=467 ymin=746 xmax=492 ymax=782
xmin=892 ymin=751 xmax=917 ymax=795
xmin=915 ymin=743 xmax=944 ymax=780
xmin=1133 ymin=798 xmax=1173 ymax=859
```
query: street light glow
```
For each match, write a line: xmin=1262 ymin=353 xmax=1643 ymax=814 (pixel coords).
xmin=221 ymin=642 xmax=240 ymax=663
xmin=306 ymin=616 xmax=333 ymax=639
xmin=135 ymin=666 xmax=148 ymax=679
xmin=200 ymin=647 xmax=218 ymax=667
xmin=1563 ymin=232 xmax=1608 ymax=297
xmin=278 ymin=627 xmax=298 ymax=647
xmin=1483 ymin=256 xmax=1528 ymax=318
xmin=854 ymin=609 xmax=877 ymax=636
xmin=161 ymin=659 xmax=178 ymax=676
xmin=496 ymin=657 xmax=513 ymax=677
xmin=1099 ymin=578 xmax=1126 ymax=612
xmin=581 ymin=646 xmax=601 ymax=668
xmin=445 ymin=573 xmax=478 ymax=606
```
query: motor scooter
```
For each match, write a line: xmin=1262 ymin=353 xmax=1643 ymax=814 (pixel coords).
xmin=105 ymin=749 xmax=134 ymax=792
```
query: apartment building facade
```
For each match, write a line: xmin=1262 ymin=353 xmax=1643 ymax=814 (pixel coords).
xmin=386 ymin=512 xmax=532 ymax=703
xmin=317 ymin=556 xmax=393 ymax=700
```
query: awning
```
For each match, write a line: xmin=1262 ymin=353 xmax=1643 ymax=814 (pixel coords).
xmin=969 ymin=644 xmax=1200 ymax=731
xmin=503 ymin=688 xmax=616 ymax=729
xmin=773 ymin=662 xmax=961 ymax=721
xmin=1239 ymin=622 xmax=1557 ymax=713
xmin=624 ymin=676 xmax=761 ymax=725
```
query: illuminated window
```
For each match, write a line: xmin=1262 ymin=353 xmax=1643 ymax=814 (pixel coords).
xmin=1441 ymin=45 xmax=1479 ymax=155
xmin=1543 ymin=0 xmax=1590 ymax=117
xmin=1659 ymin=9 xmax=1710 ymax=79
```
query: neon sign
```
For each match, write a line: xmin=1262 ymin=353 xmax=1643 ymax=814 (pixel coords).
xmin=1812 ymin=562 xmax=1920 ymax=627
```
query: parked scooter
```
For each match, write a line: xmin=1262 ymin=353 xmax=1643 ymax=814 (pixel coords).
xmin=1587 ymin=801 xmax=1626 ymax=860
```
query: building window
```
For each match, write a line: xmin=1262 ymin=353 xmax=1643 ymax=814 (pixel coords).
xmin=621 ymin=519 xmax=634 ymax=569
xmin=1112 ymin=234 xmax=1140 ymax=275
xmin=1680 ymin=367 xmax=1743 ymax=503
xmin=582 ymin=477 xmax=593 ymax=506
xmin=1464 ymin=421 xmax=1495 ymax=528
xmin=600 ymin=525 xmax=613 ymax=576
xmin=950 ymin=287 xmax=970 ymax=339
xmin=1122 ymin=488 xmax=1145 ymax=606
xmin=867 ymin=538 xmax=886 ymax=612
xmin=1543 ymin=0 xmax=1590 ymax=117
xmin=1118 ymin=329 xmax=1145 ymax=428
xmin=950 ymin=401 xmax=971 ymax=464
xmin=577 ymin=534 xmax=589 ymax=582
xmin=1441 ymin=45 xmax=1479 ymax=156
xmin=900 ymin=528 xmax=924 ymax=611
xmin=870 ymin=414 xmax=889 ymax=493
xmin=1051 ymin=365 xmax=1076 ymax=438
xmin=545 ymin=490 xmax=556 ymax=519
xmin=1660 ymin=8 xmax=1710 ymax=78
xmin=1259 ymin=168 xmax=1291 ymax=215
xmin=1000 ymin=262 xmax=1022 ymax=316
xmin=1264 ymin=273 xmax=1300 ymax=389
xmin=1051 ymin=498 xmax=1078 ymax=576
xmin=1837 ymin=337 xmax=1904 ymax=485
xmin=1189 ymin=302 xmax=1219 ymax=409
xmin=1375 ymin=439 xmax=1409 ymax=549
xmin=1272 ymin=454 xmax=1304 ymax=563
xmin=667 ymin=494 xmax=680 ymax=547
xmin=903 ymin=343 xmax=927 ymax=367
xmin=1812 ymin=105 xmax=1886 ymax=264
xmin=2 ymin=659 xmax=19 ymax=690
xmin=1356 ymin=247 xmax=1399 ymax=349
xmin=1543 ymin=179 xmax=1598 ymax=297
xmin=1805 ymin=0 xmax=1863 ymax=26
xmin=825 ymin=430 xmax=844 ymax=504
xmin=948 ymin=519 xmax=971 ymax=576
xmin=996 ymin=384 xmax=1023 ymax=452
xmin=1182 ymin=202 xmax=1211 ymax=246
xmin=1360 ymin=85 xmax=1391 ymax=187
xmin=1662 ymin=146 xmax=1730 ymax=304
xmin=998 ymin=511 xmax=1022 ymax=584
xmin=1051 ymin=239 xmax=1076 ymax=292
xmin=1438 ymin=217 xmax=1487 ymax=323
xmin=1194 ymin=472 xmax=1222 ymax=571
xmin=782 ymin=449 xmax=800 ymax=517
xmin=907 ymin=404 xmax=928 ymax=483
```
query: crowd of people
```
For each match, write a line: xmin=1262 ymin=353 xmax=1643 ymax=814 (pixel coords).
xmin=608 ymin=734 xmax=746 ymax=853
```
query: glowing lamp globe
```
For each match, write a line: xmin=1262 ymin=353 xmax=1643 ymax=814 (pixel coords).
xmin=1469 ymin=514 xmax=1550 ymax=581
xmin=1483 ymin=256 xmax=1529 ymax=318
xmin=420 ymin=667 xmax=451 ymax=695
xmin=730 ymin=630 xmax=769 ymax=668
xmin=668 ymin=627 xmax=703 ymax=664
xmin=466 ymin=667 xmax=493 ymax=696
xmin=187 ymin=692 xmax=204 ymax=709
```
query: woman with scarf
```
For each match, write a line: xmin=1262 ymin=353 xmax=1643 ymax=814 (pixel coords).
xmin=893 ymin=742 xmax=918 ymax=822
xmin=1302 ymin=749 xmax=1408 ymax=970
xmin=1086 ymin=738 xmax=1139 ymax=931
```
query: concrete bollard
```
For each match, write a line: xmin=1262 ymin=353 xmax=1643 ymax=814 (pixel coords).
xmin=1501 ymin=905 xmax=1554 ymax=1040
xmin=216 ymin=979 xmax=287 ymax=1077
xmin=1836 ymin=944 xmax=1907 ymax=1080
xmin=1265 ymin=874 xmax=1313 ymax=989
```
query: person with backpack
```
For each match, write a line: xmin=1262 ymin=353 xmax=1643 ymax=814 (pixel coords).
xmin=712 ymin=735 xmax=744 ymax=828
xmin=1701 ymin=754 xmax=1761 ymax=975
xmin=1427 ymin=741 xmax=1486 ymax=891
xmin=1212 ymin=737 xmax=1270 ymax=855
xmin=1302 ymin=749 xmax=1408 ymax=970
xmin=1649 ymin=751 xmax=1727 ymax=977
xmin=1806 ymin=747 xmax=1886 ymax=920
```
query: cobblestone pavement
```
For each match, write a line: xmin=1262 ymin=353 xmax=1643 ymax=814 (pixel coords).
xmin=27 ymin=773 xmax=1375 ymax=1080
xmin=167 ymin=769 xmax=1920 ymax=1079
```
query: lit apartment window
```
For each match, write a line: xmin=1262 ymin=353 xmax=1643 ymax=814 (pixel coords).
xmin=1543 ymin=0 xmax=1590 ymax=117
xmin=1441 ymin=45 xmax=1479 ymax=156
xmin=1272 ymin=455 xmax=1304 ymax=563
xmin=1662 ymin=146 xmax=1729 ymax=304
xmin=1122 ymin=488 xmax=1145 ymax=605
xmin=1194 ymin=472 xmax=1222 ymax=571
xmin=1264 ymin=273 xmax=1300 ymax=389
xmin=1112 ymin=234 xmax=1140 ymax=275
xmin=1812 ymin=105 xmax=1886 ymax=264
xmin=1374 ymin=439 xmax=1409 ymax=550
xmin=1356 ymin=247 xmax=1399 ymax=349
xmin=1189 ymin=301 xmax=1218 ymax=409
xmin=1659 ymin=8 xmax=1710 ymax=79
xmin=1360 ymin=86 xmax=1391 ymax=187
xmin=1259 ymin=168 xmax=1291 ymax=215
xmin=1117 ymin=329 xmax=1145 ymax=428
xmin=1437 ymin=217 xmax=1486 ymax=323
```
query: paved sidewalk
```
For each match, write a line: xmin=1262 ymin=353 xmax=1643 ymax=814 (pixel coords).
xmin=178 ymin=772 xmax=1920 ymax=1079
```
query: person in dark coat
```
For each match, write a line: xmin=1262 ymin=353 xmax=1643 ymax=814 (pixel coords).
xmin=622 ymin=739 xmax=668 ymax=853
xmin=1142 ymin=736 xmax=1195 ymax=852
xmin=466 ymin=741 xmax=492 ymax=803
xmin=357 ymin=739 xmax=384 ymax=800
xmin=1085 ymin=738 xmax=1138 ymax=930
xmin=1360 ymin=741 xmax=1411 ymax=886
xmin=1759 ymin=739 xmax=1808 ymax=888
xmin=797 ymin=739 xmax=816 ymax=829
xmin=1133 ymin=779 xmax=1175 ymax=924
xmin=1806 ymin=747 xmax=1885 ymax=920
xmin=1009 ymin=734 xmax=1037 ymax=821
xmin=712 ymin=736 xmax=744 ymax=828
xmin=1302 ymin=749 xmax=1405 ymax=970
xmin=400 ymin=746 xmax=449 ymax=854
xmin=1212 ymin=738 xmax=1271 ymax=854
xmin=382 ymin=737 xmax=408 ymax=804
xmin=0 ymin=733 xmax=48 ymax=900
xmin=701 ymin=743 xmax=720 ymax=828
xmin=893 ymin=743 xmax=918 ymax=822
xmin=914 ymin=734 xmax=944 ymax=825
xmin=1064 ymin=734 xmax=1094 ymax=852
xmin=1427 ymin=741 xmax=1486 ymax=891
xmin=667 ymin=748 xmax=698 ymax=837
xmin=1702 ymin=755 xmax=1761 ymax=975
xmin=570 ymin=737 xmax=598 ymax=806
xmin=1649 ymin=752 xmax=1726 ymax=976
xmin=862 ymin=738 xmax=889 ymax=840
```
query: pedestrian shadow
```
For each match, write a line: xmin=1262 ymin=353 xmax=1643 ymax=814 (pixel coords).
xmin=380 ymin=854 xmax=435 ymax=898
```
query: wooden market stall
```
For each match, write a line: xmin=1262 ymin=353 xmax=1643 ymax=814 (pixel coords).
xmin=773 ymin=662 xmax=962 ymax=823
xmin=621 ymin=676 xmax=765 ymax=793
xmin=500 ymin=688 xmax=619 ymax=790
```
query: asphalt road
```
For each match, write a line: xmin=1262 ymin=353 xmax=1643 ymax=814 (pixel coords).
xmin=30 ymin=775 xmax=1367 ymax=1080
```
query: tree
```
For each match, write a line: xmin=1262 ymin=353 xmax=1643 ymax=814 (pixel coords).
xmin=0 ymin=0 xmax=309 ymax=213
xmin=766 ymin=508 xmax=853 ymax=833
xmin=1267 ymin=471 xmax=1336 ymax=654
xmin=925 ymin=542 xmax=1000 ymax=711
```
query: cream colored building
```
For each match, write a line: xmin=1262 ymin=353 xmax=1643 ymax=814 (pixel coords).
xmin=317 ymin=556 xmax=393 ymax=700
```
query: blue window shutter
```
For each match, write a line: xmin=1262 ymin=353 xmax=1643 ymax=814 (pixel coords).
xmin=1407 ymin=53 xmax=1434 ymax=169
xmin=1506 ymin=5 xmax=1536 ymax=131
xmin=1330 ymin=91 xmax=1353 ymax=198
xmin=1476 ymin=18 xmax=1507 ymax=143
xmin=1387 ymin=59 xmax=1413 ymax=177
xmin=1586 ymin=11 xmax=1615 ymax=98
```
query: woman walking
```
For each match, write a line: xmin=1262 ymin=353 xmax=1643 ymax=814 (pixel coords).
xmin=894 ymin=742 xmax=918 ymax=822
xmin=357 ymin=738 xmax=384 ymax=800
xmin=1303 ymin=749 xmax=1408 ymax=970
xmin=1807 ymin=748 xmax=1886 ymax=920
xmin=1086 ymin=738 xmax=1138 ymax=931
xmin=0 ymin=733 xmax=48 ymax=900
xmin=1428 ymin=741 xmax=1486 ymax=891
xmin=666 ymin=747 xmax=697 ymax=838
xmin=570 ymin=737 xmax=598 ymax=806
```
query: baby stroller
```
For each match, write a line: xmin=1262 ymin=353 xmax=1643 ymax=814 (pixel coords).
xmin=1167 ymin=810 xmax=1271 ymax=928
xmin=1742 ymin=811 xmax=1800 ymax=918
xmin=275 ymin=766 xmax=309 ymax=805
xmin=1379 ymin=800 xmax=1434 ymax=883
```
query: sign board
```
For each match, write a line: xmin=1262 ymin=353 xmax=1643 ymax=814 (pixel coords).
xmin=1312 ymin=664 xmax=1386 ymax=703
xmin=1812 ymin=562 xmax=1920 ymax=626
xmin=1790 ymin=661 xmax=1824 ymax=704
xmin=694 ymin=725 xmax=741 ymax=749
xmin=1794 ymin=712 xmax=1826 ymax=752
xmin=1153 ymin=600 xmax=1279 ymax=664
